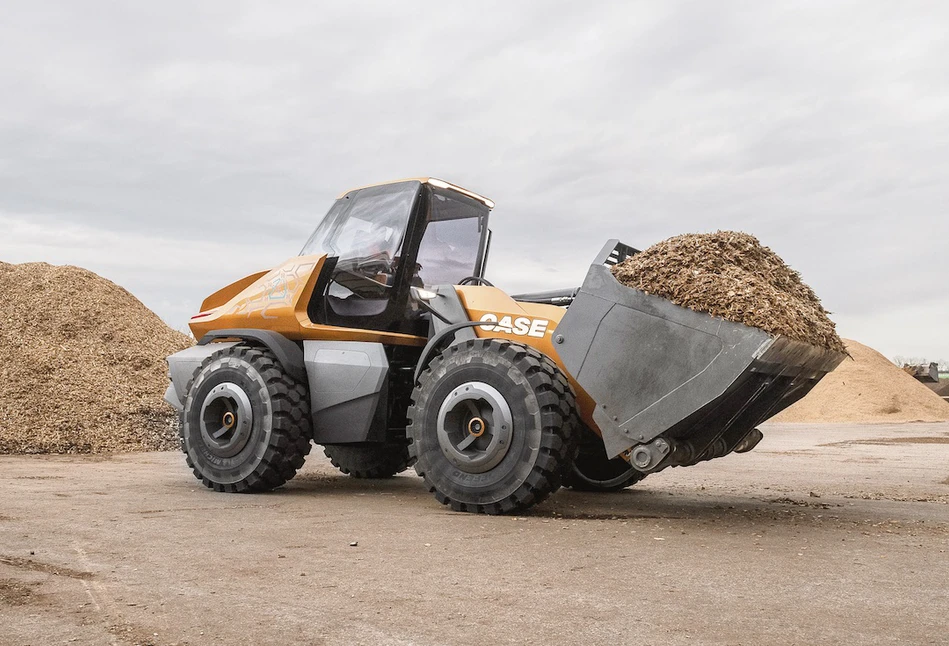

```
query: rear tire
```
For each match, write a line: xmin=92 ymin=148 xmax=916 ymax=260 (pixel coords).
xmin=322 ymin=442 xmax=412 ymax=479
xmin=180 ymin=344 xmax=312 ymax=492
xmin=408 ymin=339 xmax=577 ymax=514
xmin=562 ymin=425 xmax=645 ymax=492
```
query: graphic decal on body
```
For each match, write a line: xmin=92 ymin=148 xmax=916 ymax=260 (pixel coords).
xmin=226 ymin=261 xmax=317 ymax=320
xmin=478 ymin=313 xmax=550 ymax=338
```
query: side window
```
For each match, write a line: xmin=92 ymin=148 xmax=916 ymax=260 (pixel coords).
xmin=416 ymin=217 xmax=482 ymax=287
xmin=415 ymin=189 xmax=487 ymax=287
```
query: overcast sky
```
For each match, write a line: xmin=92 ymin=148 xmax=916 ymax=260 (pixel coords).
xmin=1 ymin=1 xmax=947 ymax=362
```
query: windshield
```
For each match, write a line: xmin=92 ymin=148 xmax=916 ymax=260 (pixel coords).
xmin=300 ymin=180 xmax=420 ymax=302
xmin=300 ymin=181 xmax=420 ymax=261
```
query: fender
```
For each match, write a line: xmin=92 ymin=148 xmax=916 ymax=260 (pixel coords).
xmin=412 ymin=320 xmax=487 ymax=384
xmin=197 ymin=328 xmax=307 ymax=384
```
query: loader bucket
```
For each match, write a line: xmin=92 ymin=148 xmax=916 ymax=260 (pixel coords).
xmin=553 ymin=262 xmax=846 ymax=463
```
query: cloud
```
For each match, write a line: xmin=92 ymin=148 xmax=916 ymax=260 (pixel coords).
xmin=0 ymin=213 xmax=293 ymax=333
xmin=1 ymin=1 xmax=947 ymax=359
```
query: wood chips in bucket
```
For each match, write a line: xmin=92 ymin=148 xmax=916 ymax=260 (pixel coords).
xmin=611 ymin=231 xmax=846 ymax=353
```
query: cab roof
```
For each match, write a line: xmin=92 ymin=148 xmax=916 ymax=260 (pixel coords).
xmin=337 ymin=177 xmax=495 ymax=209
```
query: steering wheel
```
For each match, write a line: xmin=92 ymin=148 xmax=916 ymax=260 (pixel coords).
xmin=458 ymin=276 xmax=495 ymax=287
xmin=354 ymin=252 xmax=393 ymax=274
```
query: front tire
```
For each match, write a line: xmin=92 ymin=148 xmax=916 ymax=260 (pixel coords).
xmin=180 ymin=344 xmax=312 ymax=492
xmin=408 ymin=339 xmax=576 ymax=514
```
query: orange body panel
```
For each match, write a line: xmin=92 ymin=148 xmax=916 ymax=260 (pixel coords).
xmin=200 ymin=270 xmax=270 ymax=312
xmin=189 ymin=255 xmax=426 ymax=347
xmin=188 ymin=257 xmax=597 ymax=430
xmin=455 ymin=286 xmax=601 ymax=434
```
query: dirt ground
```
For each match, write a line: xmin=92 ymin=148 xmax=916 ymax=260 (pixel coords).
xmin=1 ymin=423 xmax=947 ymax=646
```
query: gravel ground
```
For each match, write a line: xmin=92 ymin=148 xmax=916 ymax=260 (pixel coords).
xmin=1 ymin=422 xmax=947 ymax=646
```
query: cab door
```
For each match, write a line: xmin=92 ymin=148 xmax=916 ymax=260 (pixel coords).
xmin=304 ymin=181 xmax=423 ymax=334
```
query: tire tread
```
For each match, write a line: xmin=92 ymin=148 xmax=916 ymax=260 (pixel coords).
xmin=180 ymin=344 xmax=311 ymax=493
xmin=407 ymin=339 xmax=577 ymax=515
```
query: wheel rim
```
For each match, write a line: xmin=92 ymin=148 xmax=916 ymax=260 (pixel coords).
xmin=436 ymin=381 xmax=513 ymax=474
xmin=199 ymin=382 xmax=254 ymax=458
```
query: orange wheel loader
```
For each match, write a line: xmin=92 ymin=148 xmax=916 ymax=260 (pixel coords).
xmin=164 ymin=178 xmax=845 ymax=514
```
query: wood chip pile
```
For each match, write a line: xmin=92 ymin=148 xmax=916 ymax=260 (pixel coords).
xmin=772 ymin=339 xmax=949 ymax=423
xmin=611 ymin=231 xmax=846 ymax=352
xmin=0 ymin=262 xmax=192 ymax=454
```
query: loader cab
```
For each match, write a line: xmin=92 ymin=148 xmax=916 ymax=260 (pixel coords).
xmin=302 ymin=178 xmax=493 ymax=336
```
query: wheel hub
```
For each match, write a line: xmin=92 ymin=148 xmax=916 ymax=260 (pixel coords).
xmin=436 ymin=382 xmax=513 ymax=474
xmin=199 ymin=382 xmax=254 ymax=458
xmin=467 ymin=417 xmax=486 ymax=437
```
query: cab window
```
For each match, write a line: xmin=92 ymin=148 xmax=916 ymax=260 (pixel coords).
xmin=416 ymin=188 xmax=488 ymax=287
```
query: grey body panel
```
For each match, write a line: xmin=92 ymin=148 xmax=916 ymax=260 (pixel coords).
xmin=166 ymin=342 xmax=240 ymax=408
xmin=166 ymin=339 xmax=390 ymax=444
xmin=412 ymin=285 xmax=478 ymax=384
xmin=554 ymin=263 xmax=845 ymax=458
xmin=429 ymin=285 xmax=477 ymax=340
xmin=304 ymin=340 xmax=389 ymax=444
xmin=164 ymin=383 xmax=183 ymax=412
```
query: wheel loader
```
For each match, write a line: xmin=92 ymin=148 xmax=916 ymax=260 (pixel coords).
xmin=165 ymin=178 xmax=845 ymax=514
